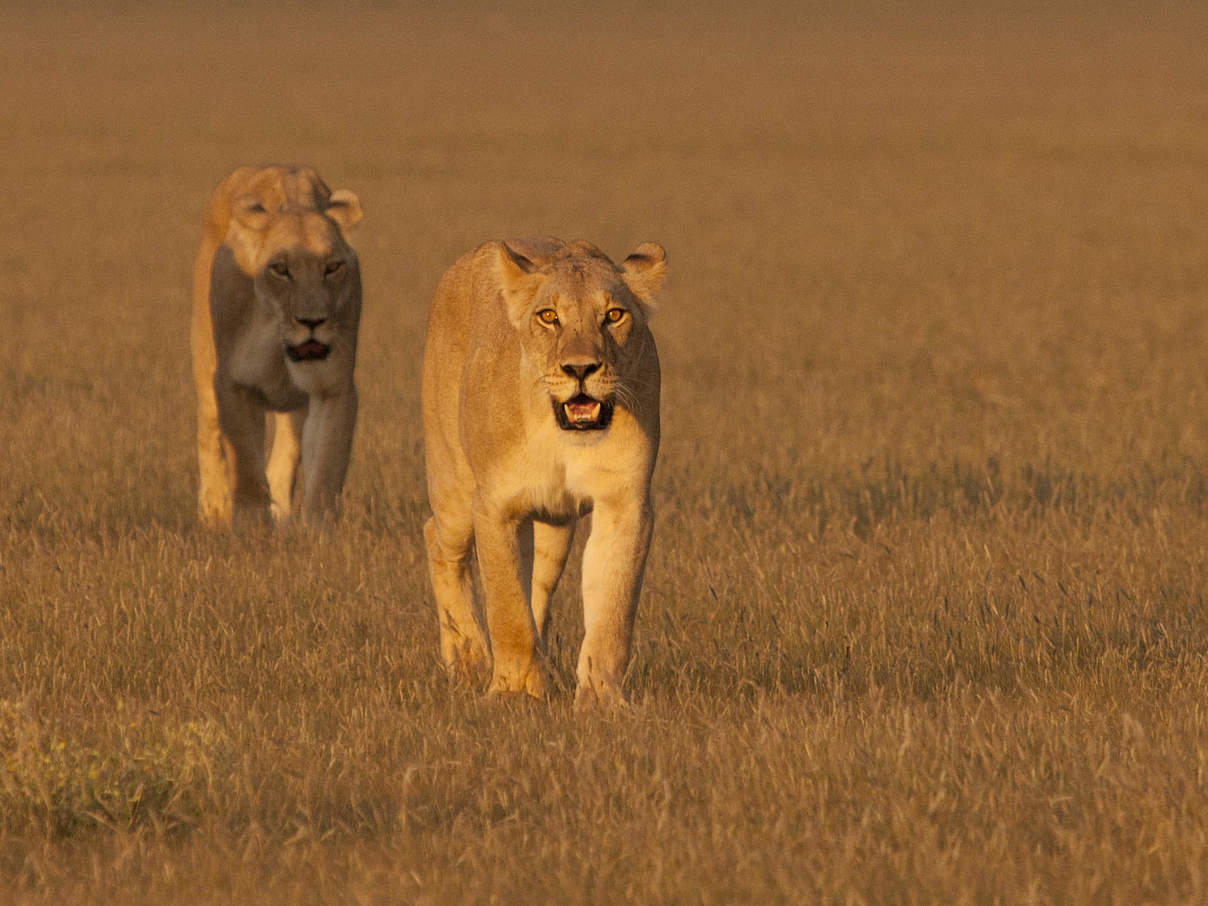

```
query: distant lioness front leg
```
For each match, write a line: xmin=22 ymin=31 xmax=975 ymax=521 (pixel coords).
xmin=576 ymin=499 xmax=653 ymax=707
xmin=196 ymin=383 xmax=234 ymax=529
xmin=473 ymin=496 xmax=549 ymax=699
xmin=213 ymin=375 xmax=270 ymax=525
xmin=193 ymin=297 xmax=233 ymax=529
xmin=298 ymin=388 xmax=357 ymax=519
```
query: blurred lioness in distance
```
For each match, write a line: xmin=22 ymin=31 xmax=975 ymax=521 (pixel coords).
xmin=191 ymin=165 xmax=363 ymax=529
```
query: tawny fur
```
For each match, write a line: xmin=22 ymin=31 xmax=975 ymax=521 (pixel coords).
xmin=191 ymin=165 xmax=363 ymax=528
xmin=421 ymin=237 xmax=667 ymax=706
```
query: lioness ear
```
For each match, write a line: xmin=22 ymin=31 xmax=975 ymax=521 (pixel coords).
xmin=497 ymin=243 xmax=544 ymax=327
xmin=232 ymin=195 xmax=271 ymax=231
xmin=620 ymin=242 xmax=668 ymax=302
xmin=326 ymin=189 xmax=363 ymax=235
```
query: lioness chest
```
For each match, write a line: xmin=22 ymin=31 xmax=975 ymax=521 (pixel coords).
xmin=473 ymin=405 xmax=652 ymax=522
xmin=223 ymin=310 xmax=311 ymax=412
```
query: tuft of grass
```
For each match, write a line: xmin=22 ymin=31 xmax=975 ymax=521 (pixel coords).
xmin=0 ymin=701 xmax=219 ymax=838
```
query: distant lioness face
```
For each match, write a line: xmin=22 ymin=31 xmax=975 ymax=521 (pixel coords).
xmin=500 ymin=243 xmax=661 ymax=433
xmin=246 ymin=211 xmax=360 ymax=366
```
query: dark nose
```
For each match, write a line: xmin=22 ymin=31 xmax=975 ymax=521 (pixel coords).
xmin=296 ymin=316 xmax=326 ymax=330
xmin=561 ymin=361 xmax=601 ymax=381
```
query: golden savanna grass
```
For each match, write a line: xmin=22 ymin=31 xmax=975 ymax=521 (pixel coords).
xmin=4 ymin=2 xmax=1208 ymax=902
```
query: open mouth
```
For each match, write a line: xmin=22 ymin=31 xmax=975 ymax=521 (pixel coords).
xmin=285 ymin=340 xmax=331 ymax=362
xmin=553 ymin=393 xmax=614 ymax=431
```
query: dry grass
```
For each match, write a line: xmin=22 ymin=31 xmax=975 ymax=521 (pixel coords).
xmin=4 ymin=1 xmax=1208 ymax=902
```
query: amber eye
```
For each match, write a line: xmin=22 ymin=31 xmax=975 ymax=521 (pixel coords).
xmin=325 ymin=260 xmax=344 ymax=277
xmin=537 ymin=309 xmax=559 ymax=325
xmin=269 ymin=261 xmax=291 ymax=279
xmin=605 ymin=308 xmax=626 ymax=324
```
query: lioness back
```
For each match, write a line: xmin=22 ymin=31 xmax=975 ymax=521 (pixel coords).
xmin=191 ymin=165 xmax=363 ymax=529
xmin=421 ymin=237 xmax=667 ymax=706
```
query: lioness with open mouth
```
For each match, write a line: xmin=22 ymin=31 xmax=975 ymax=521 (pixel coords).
xmin=422 ymin=237 xmax=667 ymax=706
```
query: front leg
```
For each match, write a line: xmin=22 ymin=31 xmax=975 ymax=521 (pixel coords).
xmin=195 ymin=365 xmax=234 ymax=530
xmin=473 ymin=497 xmax=548 ymax=699
xmin=213 ymin=373 xmax=270 ymax=526
xmin=576 ymin=497 xmax=654 ymax=707
xmin=299 ymin=386 xmax=357 ymax=519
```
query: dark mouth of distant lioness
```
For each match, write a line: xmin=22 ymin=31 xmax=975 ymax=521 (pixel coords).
xmin=285 ymin=340 xmax=331 ymax=362
xmin=554 ymin=393 xmax=614 ymax=431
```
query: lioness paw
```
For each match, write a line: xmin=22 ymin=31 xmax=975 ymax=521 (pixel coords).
xmin=488 ymin=663 xmax=550 ymax=701
xmin=574 ymin=682 xmax=629 ymax=712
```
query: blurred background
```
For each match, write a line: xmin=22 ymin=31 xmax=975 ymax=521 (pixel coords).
xmin=4 ymin=3 xmax=1208 ymax=902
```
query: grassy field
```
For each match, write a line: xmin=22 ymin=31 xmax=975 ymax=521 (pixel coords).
xmin=4 ymin=2 xmax=1208 ymax=902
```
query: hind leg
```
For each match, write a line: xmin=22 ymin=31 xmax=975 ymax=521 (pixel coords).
xmin=425 ymin=501 xmax=489 ymax=685
xmin=530 ymin=519 xmax=575 ymax=645
xmin=267 ymin=408 xmax=305 ymax=524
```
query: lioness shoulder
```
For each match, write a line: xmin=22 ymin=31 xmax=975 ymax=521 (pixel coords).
xmin=421 ymin=237 xmax=667 ymax=706
xmin=191 ymin=165 xmax=363 ymax=528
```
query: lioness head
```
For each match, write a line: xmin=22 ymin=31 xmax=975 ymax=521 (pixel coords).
xmin=224 ymin=167 xmax=363 ymax=366
xmin=497 ymin=240 xmax=667 ymax=432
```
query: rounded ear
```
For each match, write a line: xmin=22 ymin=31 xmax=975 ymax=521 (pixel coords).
xmin=621 ymin=242 xmax=668 ymax=302
xmin=497 ymin=243 xmax=544 ymax=327
xmin=232 ymin=195 xmax=271 ymax=231
xmin=326 ymin=189 xmax=363 ymax=235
